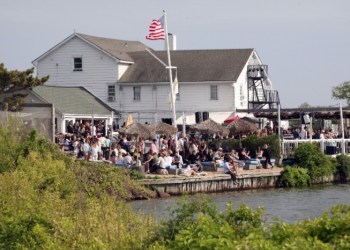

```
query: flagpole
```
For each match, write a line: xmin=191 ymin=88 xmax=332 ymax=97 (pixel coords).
xmin=340 ymin=103 xmax=345 ymax=154
xmin=163 ymin=10 xmax=177 ymax=129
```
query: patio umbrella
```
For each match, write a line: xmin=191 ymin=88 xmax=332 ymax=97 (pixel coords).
xmin=119 ymin=122 xmax=152 ymax=139
xmin=148 ymin=122 xmax=178 ymax=136
xmin=190 ymin=118 xmax=230 ymax=136
xmin=226 ymin=118 xmax=258 ymax=135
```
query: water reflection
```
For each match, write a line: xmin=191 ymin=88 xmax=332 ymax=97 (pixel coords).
xmin=131 ymin=184 xmax=350 ymax=223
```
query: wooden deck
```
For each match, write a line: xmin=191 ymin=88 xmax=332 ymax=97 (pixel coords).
xmin=138 ymin=167 xmax=283 ymax=195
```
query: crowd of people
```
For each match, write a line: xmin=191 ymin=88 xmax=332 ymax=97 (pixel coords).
xmin=282 ymin=126 xmax=342 ymax=140
xmin=56 ymin=119 xmax=273 ymax=180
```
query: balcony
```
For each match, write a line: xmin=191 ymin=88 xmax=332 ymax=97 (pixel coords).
xmin=247 ymin=65 xmax=268 ymax=79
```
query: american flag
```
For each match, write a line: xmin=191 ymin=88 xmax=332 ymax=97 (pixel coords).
xmin=146 ymin=18 xmax=165 ymax=40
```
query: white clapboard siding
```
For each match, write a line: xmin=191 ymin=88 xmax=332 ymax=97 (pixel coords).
xmin=235 ymin=65 xmax=249 ymax=110
xmin=116 ymin=82 xmax=235 ymax=122
xmin=36 ymin=36 xmax=120 ymax=101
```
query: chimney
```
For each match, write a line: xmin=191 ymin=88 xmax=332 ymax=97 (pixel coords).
xmin=168 ymin=33 xmax=177 ymax=51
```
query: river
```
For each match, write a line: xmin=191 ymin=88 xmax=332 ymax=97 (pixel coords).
xmin=131 ymin=183 xmax=350 ymax=223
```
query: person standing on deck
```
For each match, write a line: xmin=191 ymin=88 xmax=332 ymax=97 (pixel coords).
xmin=262 ymin=144 xmax=272 ymax=168
xmin=151 ymin=139 xmax=159 ymax=155
xmin=299 ymin=127 xmax=307 ymax=139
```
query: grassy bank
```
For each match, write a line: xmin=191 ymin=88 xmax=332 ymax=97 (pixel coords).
xmin=0 ymin=120 xmax=157 ymax=248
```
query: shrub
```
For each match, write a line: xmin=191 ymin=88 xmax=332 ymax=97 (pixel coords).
xmin=334 ymin=154 xmax=350 ymax=181
xmin=0 ymin=121 xmax=157 ymax=249
xmin=294 ymin=143 xmax=335 ymax=182
xmin=216 ymin=134 xmax=280 ymax=159
xmin=277 ymin=166 xmax=310 ymax=187
xmin=152 ymin=197 xmax=350 ymax=249
xmin=155 ymin=195 xmax=220 ymax=242
xmin=152 ymin=196 xmax=264 ymax=249
xmin=129 ymin=169 xmax=146 ymax=180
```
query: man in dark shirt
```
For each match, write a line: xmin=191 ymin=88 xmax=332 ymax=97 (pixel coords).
xmin=262 ymin=144 xmax=272 ymax=168
xmin=292 ymin=128 xmax=300 ymax=139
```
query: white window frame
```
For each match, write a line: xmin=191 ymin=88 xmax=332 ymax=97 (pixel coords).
xmin=176 ymin=86 xmax=180 ymax=101
xmin=107 ymin=85 xmax=116 ymax=102
xmin=240 ymin=85 xmax=244 ymax=106
xmin=210 ymin=85 xmax=218 ymax=100
xmin=73 ymin=57 xmax=82 ymax=71
xmin=133 ymin=86 xmax=141 ymax=101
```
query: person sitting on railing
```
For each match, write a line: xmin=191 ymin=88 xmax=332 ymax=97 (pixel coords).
xmin=156 ymin=149 xmax=169 ymax=175
xmin=164 ymin=149 xmax=173 ymax=169
xmin=223 ymin=154 xmax=238 ymax=185
xmin=213 ymin=147 xmax=224 ymax=163
xmin=238 ymin=147 xmax=250 ymax=160
xmin=173 ymin=151 xmax=184 ymax=169
xmin=212 ymin=147 xmax=224 ymax=170
xmin=256 ymin=147 xmax=263 ymax=159
xmin=206 ymin=148 xmax=214 ymax=162
xmin=144 ymin=149 xmax=156 ymax=174
xmin=187 ymin=151 xmax=203 ymax=172
xmin=116 ymin=149 xmax=126 ymax=166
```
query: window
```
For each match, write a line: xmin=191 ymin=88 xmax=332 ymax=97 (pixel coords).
xmin=240 ymin=85 xmax=244 ymax=101
xmin=107 ymin=85 xmax=115 ymax=102
xmin=133 ymin=86 xmax=141 ymax=101
xmin=176 ymin=86 xmax=180 ymax=101
xmin=240 ymin=85 xmax=244 ymax=106
xmin=210 ymin=85 xmax=218 ymax=100
xmin=73 ymin=57 xmax=82 ymax=71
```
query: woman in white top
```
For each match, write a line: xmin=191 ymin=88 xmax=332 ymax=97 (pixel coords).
xmin=320 ymin=130 xmax=325 ymax=140
xmin=82 ymin=138 xmax=91 ymax=161
xmin=72 ymin=135 xmax=80 ymax=158
xmin=90 ymin=141 xmax=99 ymax=161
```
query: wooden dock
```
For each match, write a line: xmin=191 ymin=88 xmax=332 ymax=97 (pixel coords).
xmin=137 ymin=167 xmax=283 ymax=195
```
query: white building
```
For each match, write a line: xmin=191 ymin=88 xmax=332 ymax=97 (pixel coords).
xmin=33 ymin=33 xmax=279 ymax=126
xmin=0 ymin=86 xmax=116 ymax=136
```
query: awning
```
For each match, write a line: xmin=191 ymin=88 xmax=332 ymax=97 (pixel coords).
xmin=224 ymin=115 xmax=240 ymax=123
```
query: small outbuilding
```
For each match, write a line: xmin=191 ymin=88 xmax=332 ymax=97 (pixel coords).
xmin=0 ymin=85 xmax=118 ymax=139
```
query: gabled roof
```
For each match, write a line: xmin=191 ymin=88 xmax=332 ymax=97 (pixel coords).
xmin=32 ymin=33 xmax=151 ymax=65
xmin=77 ymin=33 xmax=151 ymax=62
xmin=32 ymin=85 xmax=114 ymax=115
xmin=118 ymin=49 xmax=254 ymax=83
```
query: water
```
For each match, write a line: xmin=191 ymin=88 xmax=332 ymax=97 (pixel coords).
xmin=131 ymin=184 xmax=350 ymax=223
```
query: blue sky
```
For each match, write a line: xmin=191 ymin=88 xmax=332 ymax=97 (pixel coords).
xmin=1 ymin=0 xmax=349 ymax=108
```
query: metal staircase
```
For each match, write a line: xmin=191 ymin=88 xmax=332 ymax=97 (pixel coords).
xmin=247 ymin=65 xmax=280 ymax=110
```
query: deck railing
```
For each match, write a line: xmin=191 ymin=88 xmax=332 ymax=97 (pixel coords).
xmin=282 ymin=138 xmax=350 ymax=158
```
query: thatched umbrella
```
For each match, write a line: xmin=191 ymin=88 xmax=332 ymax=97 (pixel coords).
xmin=148 ymin=122 xmax=178 ymax=136
xmin=226 ymin=118 xmax=258 ymax=135
xmin=119 ymin=122 xmax=152 ymax=139
xmin=190 ymin=118 xmax=230 ymax=136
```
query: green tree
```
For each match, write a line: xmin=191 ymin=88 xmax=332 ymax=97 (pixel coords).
xmin=0 ymin=63 xmax=49 ymax=111
xmin=332 ymin=80 xmax=350 ymax=105
xmin=298 ymin=102 xmax=312 ymax=108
